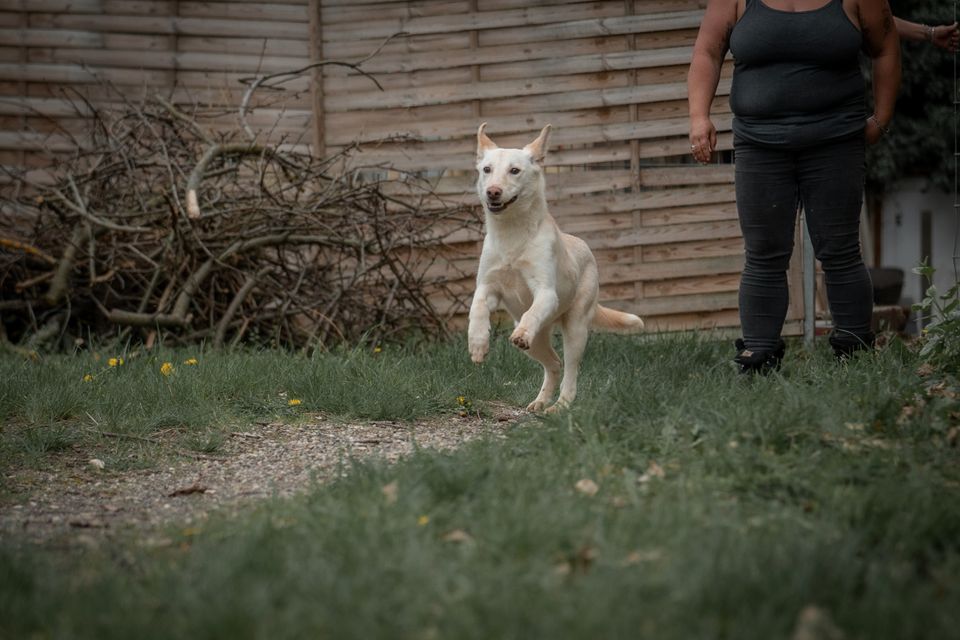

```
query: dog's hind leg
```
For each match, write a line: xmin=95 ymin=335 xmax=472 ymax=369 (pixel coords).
xmin=546 ymin=259 xmax=598 ymax=413
xmin=547 ymin=316 xmax=590 ymax=413
xmin=523 ymin=329 xmax=562 ymax=412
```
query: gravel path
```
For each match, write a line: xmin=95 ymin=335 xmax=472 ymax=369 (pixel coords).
xmin=1 ymin=406 xmax=521 ymax=547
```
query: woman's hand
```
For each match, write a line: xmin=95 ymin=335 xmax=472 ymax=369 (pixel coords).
xmin=689 ymin=116 xmax=717 ymax=164
xmin=932 ymin=22 xmax=960 ymax=52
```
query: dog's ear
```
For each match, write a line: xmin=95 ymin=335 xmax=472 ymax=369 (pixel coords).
xmin=477 ymin=122 xmax=497 ymax=162
xmin=523 ymin=124 xmax=552 ymax=164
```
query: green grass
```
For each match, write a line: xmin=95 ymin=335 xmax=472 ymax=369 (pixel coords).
xmin=0 ymin=333 xmax=534 ymax=471
xmin=2 ymin=333 xmax=960 ymax=639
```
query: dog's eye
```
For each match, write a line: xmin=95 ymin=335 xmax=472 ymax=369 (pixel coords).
xmin=482 ymin=166 xmax=491 ymax=173
xmin=509 ymin=167 xmax=521 ymax=175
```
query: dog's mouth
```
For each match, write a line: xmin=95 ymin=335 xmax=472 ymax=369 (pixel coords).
xmin=486 ymin=195 xmax=518 ymax=213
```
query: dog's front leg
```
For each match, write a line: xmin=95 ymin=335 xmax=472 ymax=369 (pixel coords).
xmin=468 ymin=284 xmax=497 ymax=363
xmin=511 ymin=289 xmax=558 ymax=351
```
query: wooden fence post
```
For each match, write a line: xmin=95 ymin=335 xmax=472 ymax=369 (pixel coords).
xmin=308 ymin=0 xmax=326 ymax=158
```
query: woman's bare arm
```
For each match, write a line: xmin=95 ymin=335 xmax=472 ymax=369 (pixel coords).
xmin=860 ymin=0 xmax=902 ymax=144
xmin=687 ymin=0 xmax=738 ymax=164
xmin=893 ymin=17 xmax=959 ymax=51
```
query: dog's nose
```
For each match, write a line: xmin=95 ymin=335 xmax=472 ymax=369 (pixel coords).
xmin=486 ymin=186 xmax=502 ymax=201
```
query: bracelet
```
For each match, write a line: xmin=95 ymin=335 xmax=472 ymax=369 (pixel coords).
xmin=923 ymin=24 xmax=935 ymax=42
xmin=869 ymin=115 xmax=890 ymax=136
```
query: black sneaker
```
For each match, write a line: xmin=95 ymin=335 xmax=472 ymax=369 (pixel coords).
xmin=828 ymin=331 xmax=875 ymax=361
xmin=733 ymin=338 xmax=785 ymax=375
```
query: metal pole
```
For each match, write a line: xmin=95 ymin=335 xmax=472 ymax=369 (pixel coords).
xmin=954 ymin=0 xmax=959 ymax=282
xmin=802 ymin=208 xmax=815 ymax=349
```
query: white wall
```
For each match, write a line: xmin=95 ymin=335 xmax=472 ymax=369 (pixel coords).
xmin=880 ymin=178 xmax=959 ymax=333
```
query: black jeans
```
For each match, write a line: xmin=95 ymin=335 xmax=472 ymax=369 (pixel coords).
xmin=734 ymin=135 xmax=872 ymax=352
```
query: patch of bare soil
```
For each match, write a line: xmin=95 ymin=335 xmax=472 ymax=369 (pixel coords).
xmin=0 ymin=405 xmax=522 ymax=547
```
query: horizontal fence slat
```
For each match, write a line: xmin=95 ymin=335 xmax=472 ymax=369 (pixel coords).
xmin=321 ymin=3 xmax=629 ymax=43
xmin=25 ymin=14 xmax=308 ymax=39
xmin=325 ymin=77 xmax=730 ymax=115
xmin=24 ymin=48 xmax=309 ymax=73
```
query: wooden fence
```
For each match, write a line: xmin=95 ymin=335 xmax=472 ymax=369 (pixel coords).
xmin=0 ymin=0 xmax=805 ymax=335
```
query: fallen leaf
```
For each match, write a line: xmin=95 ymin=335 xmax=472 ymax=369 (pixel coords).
xmin=928 ymin=381 xmax=957 ymax=399
xmin=638 ymin=461 xmax=666 ymax=484
xmin=574 ymin=478 xmax=599 ymax=497
xmin=790 ymin=605 xmax=845 ymax=640
xmin=88 ymin=458 xmax=105 ymax=470
xmin=230 ymin=431 xmax=263 ymax=440
xmin=622 ymin=549 xmax=663 ymax=566
xmin=168 ymin=483 xmax=209 ymax=497
xmin=441 ymin=529 xmax=473 ymax=544
xmin=382 ymin=480 xmax=399 ymax=505
xmin=69 ymin=515 xmax=106 ymax=529
xmin=572 ymin=545 xmax=598 ymax=573
xmin=609 ymin=496 xmax=628 ymax=508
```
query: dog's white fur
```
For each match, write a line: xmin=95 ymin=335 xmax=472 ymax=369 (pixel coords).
xmin=468 ymin=123 xmax=644 ymax=413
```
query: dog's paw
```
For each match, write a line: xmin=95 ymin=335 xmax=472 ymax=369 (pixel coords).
xmin=468 ymin=339 xmax=489 ymax=364
xmin=544 ymin=402 xmax=568 ymax=415
xmin=526 ymin=399 xmax=547 ymax=412
xmin=510 ymin=326 xmax=532 ymax=351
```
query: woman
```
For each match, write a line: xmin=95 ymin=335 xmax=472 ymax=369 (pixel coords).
xmin=687 ymin=0 xmax=901 ymax=372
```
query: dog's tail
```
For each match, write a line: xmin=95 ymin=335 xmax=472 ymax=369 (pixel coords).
xmin=592 ymin=305 xmax=644 ymax=334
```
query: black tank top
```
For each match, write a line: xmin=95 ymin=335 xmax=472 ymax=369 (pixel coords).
xmin=729 ymin=0 xmax=866 ymax=147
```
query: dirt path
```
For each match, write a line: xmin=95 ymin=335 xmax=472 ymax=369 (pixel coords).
xmin=0 ymin=406 xmax=521 ymax=547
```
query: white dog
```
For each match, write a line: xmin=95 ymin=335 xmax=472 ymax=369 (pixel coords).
xmin=468 ymin=123 xmax=644 ymax=412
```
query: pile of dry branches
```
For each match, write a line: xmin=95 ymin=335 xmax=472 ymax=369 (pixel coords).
xmin=0 ymin=95 xmax=477 ymax=352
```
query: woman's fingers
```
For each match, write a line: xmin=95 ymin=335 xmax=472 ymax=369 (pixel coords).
xmin=690 ymin=139 xmax=713 ymax=164
xmin=689 ymin=118 xmax=716 ymax=164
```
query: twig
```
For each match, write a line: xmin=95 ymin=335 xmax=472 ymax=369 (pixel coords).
xmin=236 ymin=32 xmax=406 ymax=141
xmin=44 ymin=224 xmax=88 ymax=305
xmin=153 ymin=94 xmax=213 ymax=144
xmin=15 ymin=271 xmax=54 ymax=292
xmin=0 ymin=237 xmax=57 ymax=265
xmin=52 ymin=176 xmax=153 ymax=233
xmin=214 ymin=266 xmax=269 ymax=347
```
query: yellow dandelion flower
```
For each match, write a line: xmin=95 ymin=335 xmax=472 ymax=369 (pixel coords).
xmin=373 ymin=346 xmax=382 ymax=353
xmin=160 ymin=362 xmax=174 ymax=376
xmin=417 ymin=515 xmax=430 ymax=527
xmin=108 ymin=357 xmax=124 ymax=367
xmin=82 ymin=374 xmax=94 ymax=382
xmin=288 ymin=398 xmax=302 ymax=406
xmin=457 ymin=396 xmax=466 ymax=406
xmin=184 ymin=358 xmax=199 ymax=366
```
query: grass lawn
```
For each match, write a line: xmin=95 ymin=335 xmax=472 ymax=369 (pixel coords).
xmin=2 ymin=332 xmax=960 ymax=639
